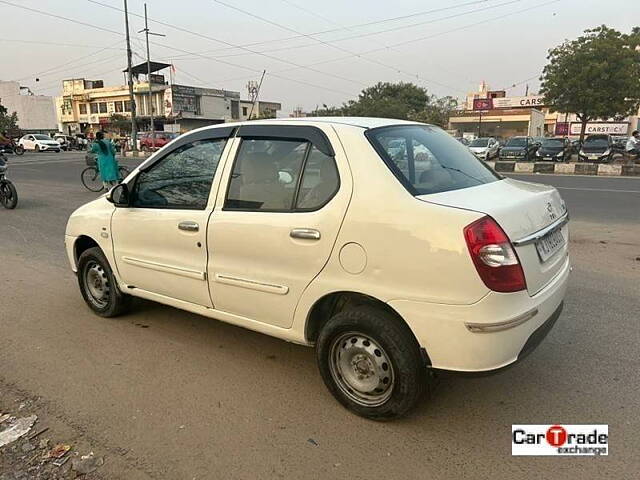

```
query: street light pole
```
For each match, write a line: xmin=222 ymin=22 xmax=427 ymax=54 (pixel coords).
xmin=139 ymin=3 xmax=165 ymax=149
xmin=123 ymin=0 xmax=137 ymax=152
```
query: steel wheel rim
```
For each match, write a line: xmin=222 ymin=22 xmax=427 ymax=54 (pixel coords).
xmin=84 ymin=261 xmax=110 ymax=308
xmin=329 ymin=332 xmax=395 ymax=407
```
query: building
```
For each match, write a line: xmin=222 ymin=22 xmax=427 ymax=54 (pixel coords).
xmin=449 ymin=82 xmax=639 ymax=139
xmin=0 ymin=80 xmax=57 ymax=133
xmin=56 ymin=64 xmax=281 ymax=135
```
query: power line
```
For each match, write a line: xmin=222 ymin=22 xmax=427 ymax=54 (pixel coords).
xmin=0 ymin=38 xmax=125 ymax=50
xmin=86 ymin=0 xmax=366 ymax=87
xmin=0 ymin=0 xmax=355 ymax=98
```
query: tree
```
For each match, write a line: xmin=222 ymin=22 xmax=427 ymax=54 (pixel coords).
xmin=313 ymin=81 xmax=458 ymax=127
xmin=540 ymin=25 xmax=640 ymax=143
xmin=0 ymin=103 xmax=19 ymax=134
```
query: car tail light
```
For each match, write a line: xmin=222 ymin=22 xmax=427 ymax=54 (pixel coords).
xmin=463 ymin=216 xmax=526 ymax=293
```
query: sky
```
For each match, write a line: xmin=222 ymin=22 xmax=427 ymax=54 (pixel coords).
xmin=0 ymin=0 xmax=636 ymax=115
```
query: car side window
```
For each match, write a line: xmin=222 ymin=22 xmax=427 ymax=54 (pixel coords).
xmin=131 ymin=138 xmax=226 ymax=210
xmin=225 ymin=139 xmax=307 ymax=211
xmin=296 ymin=146 xmax=340 ymax=210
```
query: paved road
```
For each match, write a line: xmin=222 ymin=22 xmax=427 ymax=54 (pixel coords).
xmin=1 ymin=152 xmax=639 ymax=479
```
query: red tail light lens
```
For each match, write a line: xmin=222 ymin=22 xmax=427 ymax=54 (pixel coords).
xmin=464 ymin=216 xmax=527 ymax=293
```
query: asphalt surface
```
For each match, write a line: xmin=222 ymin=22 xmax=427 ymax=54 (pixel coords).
xmin=1 ymin=151 xmax=639 ymax=479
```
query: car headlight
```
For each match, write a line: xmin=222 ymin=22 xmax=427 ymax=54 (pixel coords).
xmin=602 ymin=149 xmax=610 ymax=156
xmin=579 ymin=149 xmax=585 ymax=156
xmin=536 ymin=150 xmax=542 ymax=156
xmin=556 ymin=151 xmax=563 ymax=157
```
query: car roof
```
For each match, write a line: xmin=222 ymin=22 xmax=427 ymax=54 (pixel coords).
xmin=184 ymin=117 xmax=424 ymax=137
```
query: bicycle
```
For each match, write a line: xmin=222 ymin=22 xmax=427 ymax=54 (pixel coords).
xmin=81 ymin=154 xmax=131 ymax=192
xmin=0 ymin=153 xmax=18 ymax=209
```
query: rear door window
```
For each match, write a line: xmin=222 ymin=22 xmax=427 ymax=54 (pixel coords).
xmin=367 ymin=125 xmax=499 ymax=195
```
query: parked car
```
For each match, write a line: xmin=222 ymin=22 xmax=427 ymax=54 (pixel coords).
xmin=468 ymin=137 xmax=500 ymax=160
xmin=579 ymin=134 xmax=614 ymax=163
xmin=454 ymin=137 xmax=469 ymax=146
xmin=65 ymin=118 xmax=569 ymax=419
xmin=18 ymin=134 xmax=62 ymax=152
xmin=499 ymin=136 xmax=538 ymax=161
xmin=53 ymin=134 xmax=74 ymax=151
xmin=139 ymin=131 xmax=178 ymax=151
xmin=535 ymin=137 xmax=573 ymax=162
xmin=612 ymin=136 xmax=628 ymax=152
xmin=570 ymin=138 xmax=582 ymax=152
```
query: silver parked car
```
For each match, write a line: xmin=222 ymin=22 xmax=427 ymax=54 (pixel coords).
xmin=468 ymin=137 xmax=500 ymax=160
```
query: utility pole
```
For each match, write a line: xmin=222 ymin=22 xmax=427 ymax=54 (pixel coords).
xmin=123 ymin=0 xmax=138 ymax=152
xmin=139 ymin=3 xmax=165 ymax=149
xmin=248 ymin=70 xmax=266 ymax=120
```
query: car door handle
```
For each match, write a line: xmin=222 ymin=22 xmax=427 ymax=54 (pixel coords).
xmin=178 ymin=221 xmax=199 ymax=232
xmin=290 ymin=228 xmax=321 ymax=240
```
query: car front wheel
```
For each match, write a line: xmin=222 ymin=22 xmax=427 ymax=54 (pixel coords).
xmin=316 ymin=306 xmax=428 ymax=420
xmin=77 ymin=246 xmax=131 ymax=317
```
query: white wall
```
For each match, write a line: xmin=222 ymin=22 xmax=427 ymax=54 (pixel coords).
xmin=0 ymin=81 xmax=57 ymax=131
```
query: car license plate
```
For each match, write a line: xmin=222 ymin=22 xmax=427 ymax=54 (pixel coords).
xmin=588 ymin=155 xmax=598 ymax=160
xmin=544 ymin=156 xmax=552 ymax=160
xmin=535 ymin=228 xmax=565 ymax=262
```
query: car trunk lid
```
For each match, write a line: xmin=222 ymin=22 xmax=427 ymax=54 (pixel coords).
xmin=418 ymin=178 xmax=569 ymax=295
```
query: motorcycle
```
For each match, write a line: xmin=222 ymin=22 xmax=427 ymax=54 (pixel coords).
xmin=0 ymin=152 xmax=18 ymax=209
xmin=0 ymin=138 xmax=25 ymax=156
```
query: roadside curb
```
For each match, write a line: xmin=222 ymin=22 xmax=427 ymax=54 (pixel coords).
xmin=123 ymin=151 xmax=151 ymax=158
xmin=487 ymin=161 xmax=640 ymax=176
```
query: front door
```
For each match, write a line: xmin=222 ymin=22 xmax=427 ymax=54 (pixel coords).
xmin=111 ymin=134 xmax=230 ymax=307
xmin=208 ymin=125 xmax=352 ymax=328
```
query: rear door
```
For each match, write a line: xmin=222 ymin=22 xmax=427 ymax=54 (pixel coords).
xmin=207 ymin=124 xmax=352 ymax=328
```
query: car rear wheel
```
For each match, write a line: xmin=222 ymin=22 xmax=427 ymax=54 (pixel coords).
xmin=316 ymin=306 xmax=428 ymax=420
xmin=77 ymin=246 xmax=131 ymax=317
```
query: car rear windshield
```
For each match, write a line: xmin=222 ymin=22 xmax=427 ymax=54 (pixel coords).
xmin=367 ymin=125 xmax=500 ymax=196
xmin=542 ymin=139 xmax=564 ymax=147
xmin=469 ymin=138 xmax=490 ymax=147
xmin=506 ymin=137 xmax=527 ymax=147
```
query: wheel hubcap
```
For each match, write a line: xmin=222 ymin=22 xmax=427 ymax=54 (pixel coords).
xmin=329 ymin=332 xmax=394 ymax=407
xmin=85 ymin=261 xmax=110 ymax=308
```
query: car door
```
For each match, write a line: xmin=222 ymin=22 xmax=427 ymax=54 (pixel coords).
xmin=24 ymin=136 xmax=35 ymax=150
xmin=110 ymin=128 xmax=233 ymax=307
xmin=208 ymin=124 xmax=352 ymax=328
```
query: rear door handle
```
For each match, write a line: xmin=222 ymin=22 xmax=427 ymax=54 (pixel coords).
xmin=290 ymin=228 xmax=321 ymax=240
xmin=178 ymin=221 xmax=199 ymax=232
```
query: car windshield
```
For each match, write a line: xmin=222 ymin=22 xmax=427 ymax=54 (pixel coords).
xmin=33 ymin=134 xmax=51 ymax=140
xmin=584 ymin=137 xmax=609 ymax=148
xmin=506 ymin=138 xmax=528 ymax=147
xmin=469 ymin=138 xmax=490 ymax=147
xmin=542 ymin=139 xmax=564 ymax=147
xmin=367 ymin=125 xmax=500 ymax=196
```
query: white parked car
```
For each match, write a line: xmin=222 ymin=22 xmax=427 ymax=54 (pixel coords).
xmin=18 ymin=134 xmax=61 ymax=152
xmin=468 ymin=136 xmax=500 ymax=160
xmin=65 ymin=118 xmax=569 ymax=419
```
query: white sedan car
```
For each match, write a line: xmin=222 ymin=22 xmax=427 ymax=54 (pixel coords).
xmin=65 ymin=118 xmax=569 ymax=419
xmin=19 ymin=134 xmax=61 ymax=152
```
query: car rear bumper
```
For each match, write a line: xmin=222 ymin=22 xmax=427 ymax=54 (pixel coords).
xmin=389 ymin=255 xmax=570 ymax=372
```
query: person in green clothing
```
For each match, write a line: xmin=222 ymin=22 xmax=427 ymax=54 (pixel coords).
xmin=90 ymin=131 xmax=119 ymax=189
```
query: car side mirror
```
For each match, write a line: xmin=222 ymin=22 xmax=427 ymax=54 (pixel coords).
xmin=107 ymin=182 xmax=130 ymax=207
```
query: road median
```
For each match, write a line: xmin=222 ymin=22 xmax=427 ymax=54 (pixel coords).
xmin=487 ymin=161 xmax=640 ymax=176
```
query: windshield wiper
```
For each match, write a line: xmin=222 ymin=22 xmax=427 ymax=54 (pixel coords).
xmin=440 ymin=165 xmax=484 ymax=185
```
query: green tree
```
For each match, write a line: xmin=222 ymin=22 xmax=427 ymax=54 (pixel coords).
xmin=313 ymin=81 xmax=457 ymax=127
xmin=0 ymin=102 xmax=19 ymax=134
xmin=540 ymin=25 xmax=640 ymax=143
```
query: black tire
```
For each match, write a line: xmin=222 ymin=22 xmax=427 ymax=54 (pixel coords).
xmin=0 ymin=180 xmax=18 ymax=209
xmin=316 ymin=306 xmax=428 ymax=420
xmin=14 ymin=146 xmax=24 ymax=156
xmin=77 ymin=246 xmax=131 ymax=317
xmin=81 ymin=166 xmax=103 ymax=192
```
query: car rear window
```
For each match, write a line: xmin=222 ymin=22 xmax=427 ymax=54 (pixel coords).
xmin=366 ymin=125 xmax=500 ymax=196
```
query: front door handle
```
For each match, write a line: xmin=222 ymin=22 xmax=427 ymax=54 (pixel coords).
xmin=290 ymin=228 xmax=321 ymax=240
xmin=178 ymin=221 xmax=199 ymax=232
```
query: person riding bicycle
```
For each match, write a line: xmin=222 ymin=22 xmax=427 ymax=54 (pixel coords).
xmin=626 ymin=130 xmax=640 ymax=156
xmin=90 ymin=131 xmax=120 ymax=189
